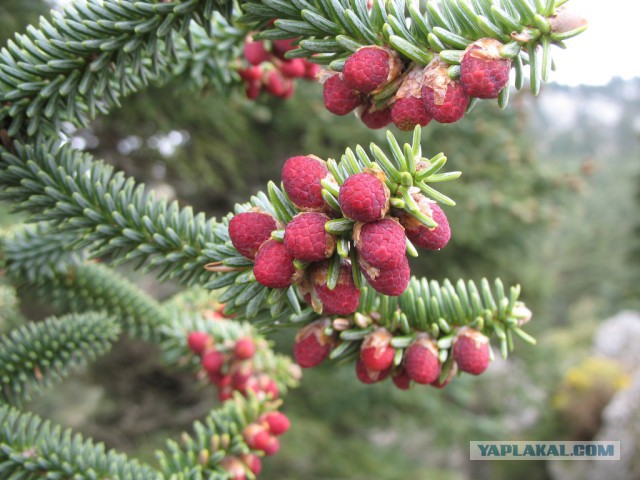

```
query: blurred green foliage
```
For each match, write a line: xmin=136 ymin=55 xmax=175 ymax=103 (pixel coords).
xmin=0 ymin=0 xmax=46 ymax=45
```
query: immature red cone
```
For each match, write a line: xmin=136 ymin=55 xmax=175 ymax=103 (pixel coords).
xmin=245 ymin=80 xmax=262 ymax=100
xmin=391 ymin=66 xmax=432 ymax=131
xmin=354 ymin=218 xmax=406 ymax=269
xmin=452 ymin=327 xmax=491 ymax=375
xmin=262 ymin=436 xmax=280 ymax=456
xmin=310 ymin=261 xmax=360 ymax=315
xmin=280 ymin=80 xmax=295 ymax=99
xmin=360 ymin=327 xmax=396 ymax=371
xmin=243 ymin=39 xmax=270 ymax=66
xmin=361 ymin=255 xmax=410 ymax=296
xmin=343 ymin=46 xmax=401 ymax=94
xmin=221 ymin=456 xmax=247 ymax=480
xmin=282 ymin=155 xmax=332 ymax=212
xmin=392 ymin=367 xmax=412 ymax=390
xmin=261 ymin=376 xmax=280 ymax=400
xmin=431 ymin=362 xmax=458 ymax=389
xmin=228 ymin=211 xmax=277 ymax=260
xmin=323 ymin=73 xmax=364 ymax=115
xmin=234 ymin=337 xmax=256 ymax=360
xmin=201 ymin=349 xmax=225 ymax=374
xmin=243 ymin=423 xmax=272 ymax=451
xmin=391 ymin=96 xmax=432 ymax=131
xmin=422 ymin=81 xmax=468 ymax=124
xmin=219 ymin=384 xmax=234 ymax=402
xmin=237 ymin=65 xmax=263 ymax=82
xmin=265 ymin=69 xmax=293 ymax=98
xmin=355 ymin=358 xmax=391 ymax=384
xmin=404 ymin=334 xmax=441 ymax=384
xmin=422 ymin=59 xmax=469 ymax=124
xmin=460 ymin=39 xmax=511 ymax=99
xmin=241 ymin=453 xmax=262 ymax=476
xmin=272 ymin=38 xmax=297 ymax=60
xmin=338 ymin=171 xmax=390 ymax=223
xmin=260 ymin=374 xmax=279 ymax=399
xmin=187 ymin=331 xmax=210 ymax=356
xmin=360 ymin=104 xmax=392 ymax=129
xmin=230 ymin=363 xmax=253 ymax=392
xmin=397 ymin=196 xmax=451 ymax=250
xmin=218 ymin=384 xmax=234 ymax=401
xmin=303 ymin=60 xmax=322 ymax=79
xmin=280 ymin=58 xmax=306 ymax=78
xmin=293 ymin=319 xmax=333 ymax=368
xmin=284 ymin=212 xmax=336 ymax=262
xmin=208 ymin=370 xmax=230 ymax=387
xmin=260 ymin=411 xmax=291 ymax=436
xmin=253 ymin=239 xmax=298 ymax=289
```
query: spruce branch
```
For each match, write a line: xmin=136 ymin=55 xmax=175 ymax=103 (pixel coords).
xmin=0 ymin=140 xmax=223 ymax=287
xmin=0 ymin=222 xmax=87 ymax=282
xmin=271 ymin=276 xmax=533 ymax=387
xmin=239 ymin=0 xmax=586 ymax=98
xmin=14 ymin=260 xmax=170 ymax=341
xmin=0 ymin=140 xmax=300 ymax=325
xmin=0 ymin=126 xmax=535 ymax=366
xmin=0 ymin=283 xmax=26 ymax=333
xmin=206 ymin=126 xmax=460 ymax=319
xmin=198 ymin=126 xmax=535 ymax=382
xmin=0 ymin=0 xmax=218 ymax=138
xmin=362 ymin=275 xmax=533 ymax=357
xmin=0 ymin=129 xmax=454 ymax=328
xmin=279 ymin=275 xmax=533 ymax=370
xmin=160 ymin=296 xmax=301 ymax=395
xmin=1 ymin=223 xmax=172 ymax=340
xmin=156 ymin=392 xmax=283 ymax=479
xmin=0 ymin=312 xmax=120 ymax=405
xmin=172 ymin=12 xmax=248 ymax=93
xmin=0 ymin=403 xmax=161 ymax=479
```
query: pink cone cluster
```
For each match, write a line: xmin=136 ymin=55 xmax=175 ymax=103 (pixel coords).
xmin=321 ymin=38 xmax=512 ymax=131
xmin=292 ymin=320 xmax=492 ymax=390
xmin=239 ymin=36 xmax=320 ymax=100
xmin=187 ymin=332 xmax=279 ymax=402
xmin=227 ymin=155 xmax=452 ymax=314
xmin=242 ymin=411 xmax=291 ymax=457
xmin=221 ymin=411 xmax=291 ymax=480
xmin=228 ymin=155 xmax=361 ymax=316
